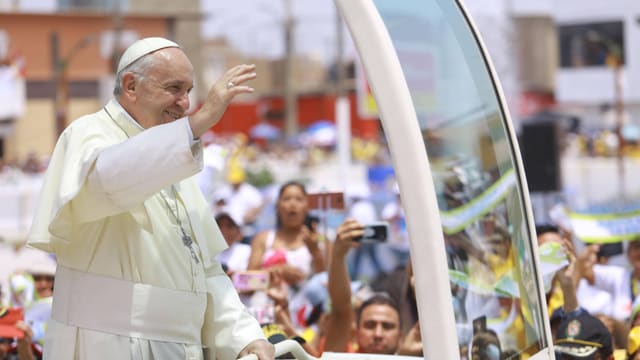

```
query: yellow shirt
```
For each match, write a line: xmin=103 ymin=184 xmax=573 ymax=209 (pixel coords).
xmin=613 ymin=349 xmax=626 ymax=360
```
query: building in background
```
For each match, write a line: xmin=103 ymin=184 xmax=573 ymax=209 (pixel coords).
xmin=0 ymin=11 xmax=171 ymax=160
xmin=0 ymin=0 xmax=381 ymax=161
xmin=201 ymin=36 xmax=378 ymax=139
xmin=9 ymin=0 xmax=636 ymax=161
xmin=0 ymin=0 xmax=200 ymax=161
xmin=511 ymin=0 xmax=640 ymax=129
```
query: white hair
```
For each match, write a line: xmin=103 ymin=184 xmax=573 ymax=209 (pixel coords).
xmin=112 ymin=53 xmax=158 ymax=97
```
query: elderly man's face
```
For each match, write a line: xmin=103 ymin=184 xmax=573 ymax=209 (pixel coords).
xmin=128 ymin=48 xmax=194 ymax=128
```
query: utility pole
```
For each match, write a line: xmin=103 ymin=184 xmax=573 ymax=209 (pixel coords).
xmin=51 ymin=32 xmax=66 ymax=141
xmin=335 ymin=7 xmax=345 ymax=97
xmin=335 ymin=7 xmax=351 ymax=187
xmin=598 ymin=33 xmax=625 ymax=208
xmin=51 ymin=32 xmax=95 ymax=140
xmin=110 ymin=0 xmax=124 ymax=73
xmin=283 ymin=0 xmax=298 ymax=138
xmin=588 ymin=30 xmax=625 ymax=208
xmin=612 ymin=58 xmax=625 ymax=208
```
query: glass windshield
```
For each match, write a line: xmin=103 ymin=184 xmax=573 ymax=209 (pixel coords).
xmin=371 ymin=0 xmax=548 ymax=357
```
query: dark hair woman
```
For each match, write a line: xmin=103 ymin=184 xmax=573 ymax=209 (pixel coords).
xmin=248 ymin=181 xmax=325 ymax=284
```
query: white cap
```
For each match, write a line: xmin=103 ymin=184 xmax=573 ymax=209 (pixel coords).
xmin=116 ymin=37 xmax=180 ymax=74
xmin=346 ymin=183 xmax=371 ymax=200
xmin=24 ymin=252 xmax=57 ymax=276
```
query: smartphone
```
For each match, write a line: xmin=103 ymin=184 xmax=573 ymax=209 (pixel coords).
xmin=353 ymin=222 xmax=390 ymax=243
xmin=232 ymin=271 xmax=270 ymax=292
xmin=304 ymin=214 xmax=320 ymax=230
xmin=307 ymin=192 xmax=345 ymax=210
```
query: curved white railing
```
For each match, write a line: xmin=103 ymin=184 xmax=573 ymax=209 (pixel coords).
xmin=238 ymin=340 xmax=319 ymax=360
xmin=333 ymin=0 xmax=460 ymax=359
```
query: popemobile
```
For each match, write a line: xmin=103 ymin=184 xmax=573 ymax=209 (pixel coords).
xmin=242 ymin=0 xmax=558 ymax=359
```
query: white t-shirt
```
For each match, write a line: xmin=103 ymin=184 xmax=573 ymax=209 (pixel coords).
xmin=581 ymin=263 xmax=632 ymax=321
xmin=216 ymin=242 xmax=251 ymax=273
xmin=217 ymin=183 xmax=263 ymax=226
xmin=348 ymin=200 xmax=377 ymax=224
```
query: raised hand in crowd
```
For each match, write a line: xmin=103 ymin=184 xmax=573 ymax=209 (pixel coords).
xmin=556 ymin=236 xmax=580 ymax=312
xmin=300 ymin=224 xmax=325 ymax=274
xmin=397 ymin=321 xmax=423 ymax=356
xmin=578 ymin=244 xmax=600 ymax=285
xmin=15 ymin=320 xmax=36 ymax=360
xmin=266 ymin=273 xmax=320 ymax=357
xmin=324 ymin=219 xmax=364 ymax=352
xmin=267 ymin=272 xmax=290 ymax=326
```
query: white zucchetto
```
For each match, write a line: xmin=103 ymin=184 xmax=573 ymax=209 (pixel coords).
xmin=116 ymin=37 xmax=180 ymax=74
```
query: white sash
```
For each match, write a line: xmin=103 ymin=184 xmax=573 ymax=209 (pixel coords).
xmin=52 ymin=265 xmax=207 ymax=345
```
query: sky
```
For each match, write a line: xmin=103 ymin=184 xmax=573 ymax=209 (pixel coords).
xmin=199 ymin=0 xmax=516 ymax=65
xmin=200 ymin=0 xmax=356 ymax=64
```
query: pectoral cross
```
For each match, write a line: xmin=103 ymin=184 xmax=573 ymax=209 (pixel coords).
xmin=164 ymin=185 xmax=200 ymax=264
xmin=181 ymin=232 xmax=200 ymax=264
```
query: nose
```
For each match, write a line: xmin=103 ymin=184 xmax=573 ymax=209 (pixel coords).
xmin=176 ymin=91 xmax=190 ymax=110
xmin=373 ymin=324 xmax=385 ymax=337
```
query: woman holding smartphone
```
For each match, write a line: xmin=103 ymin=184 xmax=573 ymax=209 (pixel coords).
xmin=247 ymin=181 xmax=325 ymax=285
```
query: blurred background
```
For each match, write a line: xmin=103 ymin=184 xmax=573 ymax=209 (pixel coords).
xmin=0 ymin=0 xmax=639 ymax=240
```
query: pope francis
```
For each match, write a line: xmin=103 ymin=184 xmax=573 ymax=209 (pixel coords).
xmin=27 ymin=37 xmax=273 ymax=360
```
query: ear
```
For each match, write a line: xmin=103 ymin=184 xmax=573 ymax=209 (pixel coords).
xmin=121 ymin=72 xmax=139 ymax=99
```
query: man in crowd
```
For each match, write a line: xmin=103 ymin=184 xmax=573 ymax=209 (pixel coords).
xmin=215 ymin=212 xmax=251 ymax=274
xmin=214 ymin=164 xmax=264 ymax=242
xmin=27 ymin=37 xmax=273 ymax=360
xmin=324 ymin=218 xmax=421 ymax=355
xmin=554 ymin=311 xmax=614 ymax=360
xmin=538 ymin=224 xmax=632 ymax=322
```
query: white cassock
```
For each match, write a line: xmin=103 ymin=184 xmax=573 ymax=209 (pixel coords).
xmin=28 ymin=99 xmax=265 ymax=360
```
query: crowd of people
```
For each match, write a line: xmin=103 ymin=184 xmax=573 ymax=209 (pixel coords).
xmin=2 ymin=35 xmax=640 ymax=360
xmin=7 ymin=167 xmax=640 ymax=360
xmin=537 ymin=225 xmax=640 ymax=360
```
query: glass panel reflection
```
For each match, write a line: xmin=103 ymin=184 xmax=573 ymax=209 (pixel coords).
xmin=372 ymin=0 xmax=548 ymax=358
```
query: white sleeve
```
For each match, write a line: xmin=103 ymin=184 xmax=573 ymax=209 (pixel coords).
xmin=74 ymin=118 xmax=203 ymax=222
xmin=593 ymin=264 xmax=632 ymax=320
xmin=246 ymin=185 xmax=264 ymax=208
xmin=592 ymin=264 xmax=627 ymax=293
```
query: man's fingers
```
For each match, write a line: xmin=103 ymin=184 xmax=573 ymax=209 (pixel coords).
xmin=208 ymin=64 xmax=258 ymax=104
xmin=225 ymin=72 xmax=257 ymax=90
xmin=225 ymin=64 xmax=257 ymax=85
xmin=228 ymin=63 xmax=257 ymax=77
xmin=226 ymin=85 xmax=255 ymax=96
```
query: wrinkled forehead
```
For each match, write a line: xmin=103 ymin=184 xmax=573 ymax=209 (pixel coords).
xmin=143 ymin=48 xmax=194 ymax=77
